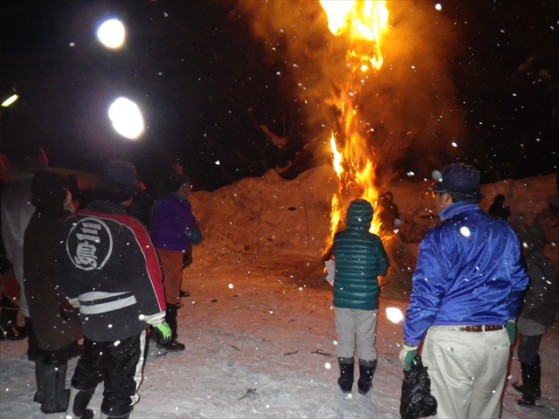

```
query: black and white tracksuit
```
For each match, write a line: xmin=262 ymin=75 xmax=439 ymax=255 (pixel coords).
xmin=58 ymin=200 xmax=166 ymax=417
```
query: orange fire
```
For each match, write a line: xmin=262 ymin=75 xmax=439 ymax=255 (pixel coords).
xmin=321 ymin=0 xmax=390 ymax=250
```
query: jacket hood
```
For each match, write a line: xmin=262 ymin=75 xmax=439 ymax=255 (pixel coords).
xmin=346 ymin=199 xmax=373 ymax=231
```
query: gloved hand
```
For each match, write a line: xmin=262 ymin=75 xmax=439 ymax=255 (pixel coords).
xmin=60 ymin=303 xmax=76 ymax=321
xmin=399 ymin=343 xmax=418 ymax=371
xmin=506 ymin=320 xmax=516 ymax=345
xmin=153 ymin=321 xmax=172 ymax=345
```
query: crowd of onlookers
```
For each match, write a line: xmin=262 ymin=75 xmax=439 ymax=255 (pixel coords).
xmin=0 ymin=143 xmax=202 ymax=418
xmin=1 ymin=143 xmax=557 ymax=418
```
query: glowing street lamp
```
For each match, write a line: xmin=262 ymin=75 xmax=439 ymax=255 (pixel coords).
xmin=108 ymin=97 xmax=144 ymax=140
xmin=97 ymin=18 xmax=126 ymax=49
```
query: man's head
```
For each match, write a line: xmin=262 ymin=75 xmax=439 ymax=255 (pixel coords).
xmin=96 ymin=160 xmax=139 ymax=204
xmin=432 ymin=163 xmax=482 ymax=204
xmin=165 ymin=174 xmax=192 ymax=199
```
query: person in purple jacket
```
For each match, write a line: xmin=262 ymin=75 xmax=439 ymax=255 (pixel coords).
xmin=149 ymin=174 xmax=203 ymax=351
xmin=399 ymin=163 xmax=529 ymax=419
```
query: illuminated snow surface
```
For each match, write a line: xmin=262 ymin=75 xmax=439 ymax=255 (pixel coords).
xmin=1 ymin=165 xmax=557 ymax=418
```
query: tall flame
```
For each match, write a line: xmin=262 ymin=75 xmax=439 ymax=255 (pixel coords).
xmin=321 ymin=0 xmax=389 ymax=250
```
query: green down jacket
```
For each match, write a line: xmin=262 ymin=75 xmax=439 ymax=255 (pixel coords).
xmin=333 ymin=199 xmax=389 ymax=311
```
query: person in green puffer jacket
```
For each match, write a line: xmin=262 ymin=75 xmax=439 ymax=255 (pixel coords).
xmin=330 ymin=199 xmax=388 ymax=395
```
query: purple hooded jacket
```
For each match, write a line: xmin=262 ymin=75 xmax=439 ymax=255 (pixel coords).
xmin=149 ymin=193 xmax=202 ymax=251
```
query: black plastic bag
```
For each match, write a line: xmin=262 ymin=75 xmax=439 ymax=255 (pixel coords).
xmin=400 ymin=356 xmax=437 ymax=419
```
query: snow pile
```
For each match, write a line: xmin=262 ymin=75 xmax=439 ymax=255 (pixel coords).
xmin=0 ymin=166 xmax=557 ymax=419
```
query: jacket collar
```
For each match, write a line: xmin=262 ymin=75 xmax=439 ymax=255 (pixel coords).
xmin=439 ymin=201 xmax=480 ymax=221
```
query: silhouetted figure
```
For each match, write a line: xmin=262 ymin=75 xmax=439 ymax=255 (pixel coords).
xmin=24 ymin=170 xmax=82 ymax=414
xmin=489 ymin=194 xmax=511 ymax=220
xmin=378 ymin=191 xmax=401 ymax=234
xmin=512 ymin=224 xmax=558 ymax=407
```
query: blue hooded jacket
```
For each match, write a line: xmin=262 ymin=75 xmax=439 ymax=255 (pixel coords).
xmin=403 ymin=201 xmax=529 ymax=346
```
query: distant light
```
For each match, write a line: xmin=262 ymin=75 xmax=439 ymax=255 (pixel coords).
xmin=97 ymin=18 xmax=126 ymax=49
xmin=386 ymin=307 xmax=404 ymax=324
xmin=108 ymin=97 xmax=144 ymax=140
xmin=435 ymin=3 xmax=442 ymax=11
xmin=1 ymin=93 xmax=19 ymax=108
xmin=451 ymin=142 xmax=458 ymax=148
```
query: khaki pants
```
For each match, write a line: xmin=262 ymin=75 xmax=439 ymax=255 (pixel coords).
xmin=423 ymin=326 xmax=510 ymax=419
xmin=334 ymin=307 xmax=378 ymax=361
xmin=156 ymin=249 xmax=183 ymax=305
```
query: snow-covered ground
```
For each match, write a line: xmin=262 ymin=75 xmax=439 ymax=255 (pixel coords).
xmin=1 ymin=166 xmax=557 ymax=418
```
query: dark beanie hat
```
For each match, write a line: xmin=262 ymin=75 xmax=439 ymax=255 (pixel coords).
xmin=31 ymin=170 xmax=68 ymax=214
xmin=97 ymin=160 xmax=138 ymax=202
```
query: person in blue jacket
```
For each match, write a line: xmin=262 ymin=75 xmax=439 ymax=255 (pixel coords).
xmin=150 ymin=174 xmax=203 ymax=351
xmin=399 ymin=163 xmax=529 ymax=419
xmin=331 ymin=199 xmax=388 ymax=395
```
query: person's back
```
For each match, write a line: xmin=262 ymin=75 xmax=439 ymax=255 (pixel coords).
xmin=414 ymin=203 xmax=524 ymax=327
xmin=57 ymin=160 xmax=170 ymax=419
xmin=401 ymin=163 xmax=529 ymax=419
xmin=332 ymin=199 xmax=388 ymax=396
xmin=333 ymin=200 xmax=388 ymax=311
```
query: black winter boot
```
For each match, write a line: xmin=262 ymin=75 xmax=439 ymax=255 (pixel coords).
xmin=33 ymin=354 xmax=45 ymax=404
xmin=100 ymin=412 xmax=131 ymax=419
xmin=337 ymin=357 xmax=354 ymax=393
xmin=25 ymin=317 xmax=38 ymax=360
xmin=515 ymin=357 xmax=541 ymax=407
xmin=157 ymin=304 xmax=185 ymax=351
xmin=66 ymin=386 xmax=95 ymax=419
xmin=357 ymin=359 xmax=377 ymax=395
xmin=38 ymin=360 xmax=69 ymax=413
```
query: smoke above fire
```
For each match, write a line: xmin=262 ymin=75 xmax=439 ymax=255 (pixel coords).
xmin=234 ymin=0 xmax=467 ymax=186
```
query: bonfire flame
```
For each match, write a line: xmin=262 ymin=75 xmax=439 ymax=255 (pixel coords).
xmin=321 ymin=0 xmax=390 ymax=251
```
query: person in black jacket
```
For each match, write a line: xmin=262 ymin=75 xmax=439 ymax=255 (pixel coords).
xmin=24 ymin=170 xmax=82 ymax=414
xmin=58 ymin=160 xmax=172 ymax=419
xmin=513 ymin=224 xmax=558 ymax=407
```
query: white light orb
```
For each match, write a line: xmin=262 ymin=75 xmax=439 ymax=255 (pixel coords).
xmin=97 ymin=18 xmax=126 ymax=49
xmin=108 ymin=97 xmax=144 ymax=140
xmin=386 ymin=307 xmax=404 ymax=324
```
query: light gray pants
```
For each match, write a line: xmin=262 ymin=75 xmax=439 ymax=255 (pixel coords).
xmin=423 ymin=326 xmax=510 ymax=419
xmin=334 ymin=307 xmax=378 ymax=361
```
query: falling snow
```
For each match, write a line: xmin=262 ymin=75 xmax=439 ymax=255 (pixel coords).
xmin=0 ymin=165 xmax=557 ymax=418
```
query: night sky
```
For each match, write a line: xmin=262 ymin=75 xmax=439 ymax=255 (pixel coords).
xmin=1 ymin=0 xmax=557 ymax=190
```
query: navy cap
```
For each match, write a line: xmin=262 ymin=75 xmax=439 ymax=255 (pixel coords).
xmin=432 ymin=163 xmax=481 ymax=197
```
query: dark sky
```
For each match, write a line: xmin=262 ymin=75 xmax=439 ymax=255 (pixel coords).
xmin=1 ymin=0 xmax=557 ymax=190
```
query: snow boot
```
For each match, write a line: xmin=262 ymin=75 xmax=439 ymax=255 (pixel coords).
xmin=515 ymin=356 xmax=541 ymax=407
xmin=37 ymin=359 xmax=69 ymax=413
xmin=66 ymin=386 xmax=95 ymax=419
xmin=337 ymin=357 xmax=354 ymax=393
xmin=33 ymin=354 xmax=45 ymax=404
xmin=157 ymin=304 xmax=185 ymax=351
xmin=100 ymin=412 xmax=131 ymax=419
xmin=25 ymin=317 xmax=38 ymax=360
xmin=357 ymin=359 xmax=377 ymax=395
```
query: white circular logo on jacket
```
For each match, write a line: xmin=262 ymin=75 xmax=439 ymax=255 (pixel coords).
xmin=66 ymin=217 xmax=113 ymax=271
